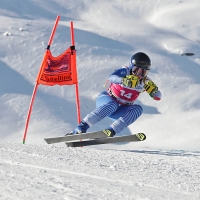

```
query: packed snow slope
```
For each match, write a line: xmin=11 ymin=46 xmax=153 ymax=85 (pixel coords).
xmin=0 ymin=142 xmax=200 ymax=200
xmin=0 ymin=0 xmax=200 ymax=151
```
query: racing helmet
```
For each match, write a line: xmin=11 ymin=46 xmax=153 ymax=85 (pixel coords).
xmin=129 ymin=52 xmax=151 ymax=78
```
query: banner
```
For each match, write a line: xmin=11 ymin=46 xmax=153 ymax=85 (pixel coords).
xmin=37 ymin=47 xmax=77 ymax=86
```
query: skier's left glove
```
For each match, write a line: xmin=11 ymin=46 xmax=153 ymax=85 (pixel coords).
xmin=122 ymin=75 xmax=139 ymax=88
xmin=144 ymin=80 xmax=160 ymax=100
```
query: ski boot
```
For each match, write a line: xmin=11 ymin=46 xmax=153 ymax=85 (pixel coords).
xmin=65 ymin=121 xmax=89 ymax=136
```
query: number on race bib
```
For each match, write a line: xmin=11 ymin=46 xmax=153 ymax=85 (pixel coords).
xmin=120 ymin=90 xmax=132 ymax=99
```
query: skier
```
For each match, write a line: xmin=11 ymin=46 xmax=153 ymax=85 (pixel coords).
xmin=68 ymin=52 xmax=162 ymax=137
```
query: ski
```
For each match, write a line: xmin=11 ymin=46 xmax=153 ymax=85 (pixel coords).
xmin=66 ymin=133 xmax=146 ymax=147
xmin=44 ymin=130 xmax=110 ymax=144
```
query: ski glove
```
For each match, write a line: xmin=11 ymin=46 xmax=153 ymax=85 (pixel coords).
xmin=144 ymin=80 xmax=158 ymax=98
xmin=122 ymin=75 xmax=139 ymax=88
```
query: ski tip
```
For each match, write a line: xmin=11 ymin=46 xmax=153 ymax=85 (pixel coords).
xmin=44 ymin=139 xmax=51 ymax=144
xmin=135 ymin=133 xmax=146 ymax=141
xmin=66 ymin=142 xmax=74 ymax=147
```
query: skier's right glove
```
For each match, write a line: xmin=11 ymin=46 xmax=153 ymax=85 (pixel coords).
xmin=122 ymin=75 xmax=139 ymax=88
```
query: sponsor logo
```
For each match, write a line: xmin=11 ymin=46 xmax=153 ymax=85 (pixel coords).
xmin=120 ymin=71 xmax=126 ymax=75
xmin=136 ymin=133 xmax=146 ymax=141
xmin=103 ymin=130 xmax=112 ymax=137
xmin=45 ymin=54 xmax=71 ymax=73
xmin=40 ymin=74 xmax=72 ymax=82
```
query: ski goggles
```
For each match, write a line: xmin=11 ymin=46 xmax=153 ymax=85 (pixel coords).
xmin=132 ymin=65 xmax=149 ymax=78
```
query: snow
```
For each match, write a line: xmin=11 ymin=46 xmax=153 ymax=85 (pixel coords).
xmin=0 ymin=0 xmax=200 ymax=199
xmin=1 ymin=142 xmax=200 ymax=200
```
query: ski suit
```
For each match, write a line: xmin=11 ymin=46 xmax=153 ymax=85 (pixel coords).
xmin=82 ymin=66 xmax=162 ymax=134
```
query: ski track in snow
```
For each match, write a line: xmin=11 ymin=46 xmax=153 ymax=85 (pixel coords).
xmin=0 ymin=142 xmax=199 ymax=200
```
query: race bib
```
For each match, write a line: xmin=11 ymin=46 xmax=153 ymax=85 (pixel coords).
xmin=109 ymin=83 xmax=140 ymax=102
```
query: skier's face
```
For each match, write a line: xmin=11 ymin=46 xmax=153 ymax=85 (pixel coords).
xmin=132 ymin=66 xmax=149 ymax=79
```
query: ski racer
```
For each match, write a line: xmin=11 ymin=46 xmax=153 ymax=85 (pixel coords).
xmin=68 ymin=52 xmax=162 ymax=137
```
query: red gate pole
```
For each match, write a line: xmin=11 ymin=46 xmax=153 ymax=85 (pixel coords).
xmin=22 ymin=16 xmax=60 ymax=144
xmin=70 ymin=21 xmax=81 ymax=124
xmin=22 ymin=83 xmax=38 ymax=144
